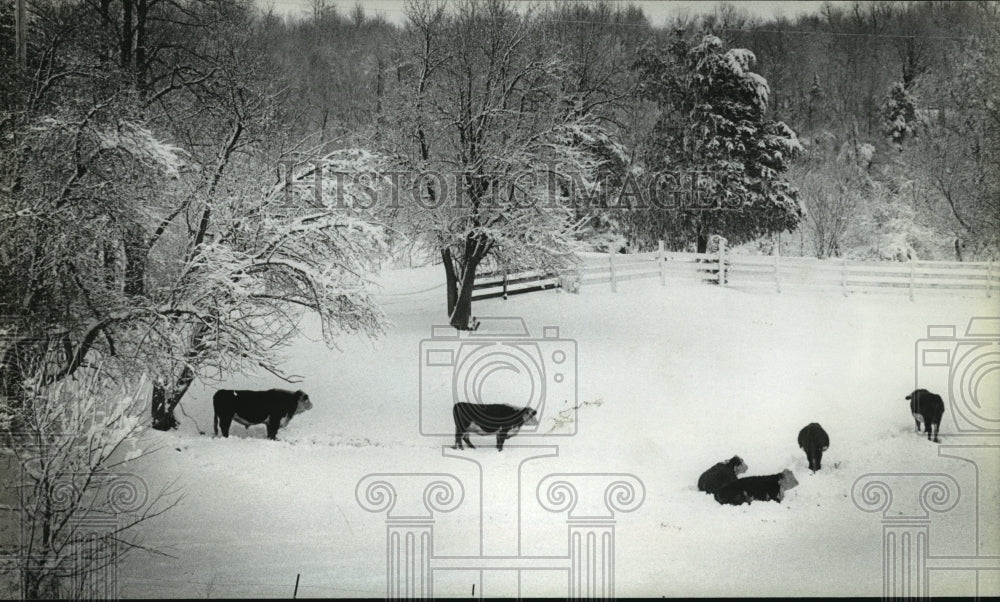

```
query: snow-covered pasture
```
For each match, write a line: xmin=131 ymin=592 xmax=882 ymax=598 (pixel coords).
xmin=119 ymin=266 xmax=999 ymax=597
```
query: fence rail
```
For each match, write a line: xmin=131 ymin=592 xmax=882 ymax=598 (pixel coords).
xmin=471 ymin=269 xmax=560 ymax=301
xmin=466 ymin=243 xmax=996 ymax=302
xmin=573 ymin=243 xmax=996 ymax=299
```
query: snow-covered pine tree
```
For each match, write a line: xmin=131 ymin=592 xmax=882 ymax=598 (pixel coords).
xmin=634 ymin=34 xmax=804 ymax=253
xmin=881 ymin=81 xmax=918 ymax=150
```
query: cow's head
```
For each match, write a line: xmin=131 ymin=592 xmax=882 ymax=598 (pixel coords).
xmin=809 ymin=448 xmax=825 ymax=471
xmin=522 ymin=407 xmax=539 ymax=427
xmin=727 ymin=455 xmax=748 ymax=475
xmin=293 ymin=390 xmax=313 ymax=415
xmin=779 ymin=469 xmax=799 ymax=492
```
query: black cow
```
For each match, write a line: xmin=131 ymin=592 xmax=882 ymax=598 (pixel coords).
xmin=798 ymin=423 xmax=830 ymax=472
xmin=213 ymin=389 xmax=313 ymax=440
xmin=906 ymin=388 xmax=945 ymax=443
xmin=452 ymin=402 xmax=538 ymax=451
xmin=714 ymin=469 xmax=799 ymax=506
xmin=697 ymin=455 xmax=748 ymax=494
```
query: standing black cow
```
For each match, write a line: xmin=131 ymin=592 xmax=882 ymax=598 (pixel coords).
xmin=213 ymin=389 xmax=313 ymax=440
xmin=452 ymin=402 xmax=538 ymax=451
xmin=798 ymin=423 xmax=830 ymax=472
xmin=697 ymin=455 xmax=749 ymax=494
xmin=714 ymin=469 xmax=799 ymax=506
xmin=906 ymin=389 xmax=945 ymax=443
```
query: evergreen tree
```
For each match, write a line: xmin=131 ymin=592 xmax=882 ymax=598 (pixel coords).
xmin=634 ymin=34 xmax=804 ymax=253
xmin=881 ymin=81 xmax=918 ymax=150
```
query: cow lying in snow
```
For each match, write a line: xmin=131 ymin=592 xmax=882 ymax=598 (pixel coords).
xmin=452 ymin=402 xmax=538 ymax=451
xmin=697 ymin=456 xmax=748 ymax=494
xmin=714 ymin=469 xmax=799 ymax=506
xmin=906 ymin=389 xmax=944 ymax=443
xmin=213 ymin=389 xmax=313 ymax=440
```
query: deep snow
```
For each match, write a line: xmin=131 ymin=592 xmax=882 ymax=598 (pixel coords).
xmin=117 ymin=263 xmax=999 ymax=598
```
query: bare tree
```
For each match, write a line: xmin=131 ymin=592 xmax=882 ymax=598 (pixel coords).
xmin=792 ymin=140 xmax=873 ymax=258
xmin=385 ymin=0 xmax=618 ymax=329
xmin=0 ymin=0 xmax=390 ymax=431
xmin=3 ymin=366 xmax=181 ymax=599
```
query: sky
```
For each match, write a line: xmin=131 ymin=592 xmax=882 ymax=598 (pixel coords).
xmin=259 ymin=0 xmax=838 ymax=26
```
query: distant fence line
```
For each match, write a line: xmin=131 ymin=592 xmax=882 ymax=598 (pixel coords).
xmin=474 ymin=241 xmax=997 ymax=301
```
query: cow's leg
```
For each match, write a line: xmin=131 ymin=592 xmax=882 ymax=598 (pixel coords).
xmin=931 ymin=422 xmax=939 ymax=443
xmin=496 ymin=430 xmax=508 ymax=452
xmin=453 ymin=433 xmax=463 ymax=449
xmin=266 ymin=417 xmax=280 ymax=440
xmin=463 ymin=434 xmax=475 ymax=449
xmin=218 ymin=415 xmax=232 ymax=438
xmin=913 ymin=414 xmax=922 ymax=433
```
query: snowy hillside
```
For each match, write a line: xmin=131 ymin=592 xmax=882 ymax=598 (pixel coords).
xmin=118 ymin=265 xmax=999 ymax=598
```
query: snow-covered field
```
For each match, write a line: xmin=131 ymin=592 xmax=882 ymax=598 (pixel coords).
xmin=119 ymin=265 xmax=999 ymax=598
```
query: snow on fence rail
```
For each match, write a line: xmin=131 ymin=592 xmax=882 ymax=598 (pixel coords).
xmin=471 ymin=268 xmax=560 ymax=301
xmin=467 ymin=243 xmax=996 ymax=302
xmin=572 ymin=242 xmax=997 ymax=299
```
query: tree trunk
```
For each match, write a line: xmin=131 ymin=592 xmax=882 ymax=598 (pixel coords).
xmin=449 ymin=255 xmax=481 ymax=330
xmin=696 ymin=231 xmax=708 ymax=254
xmin=102 ymin=241 xmax=118 ymax=289
xmin=150 ymin=382 xmax=177 ymax=431
xmin=135 ymin=0 xmax=148 ymax=90
xmin=443 ymin=234 xmax=488 ymax=331
xmin=151 ymin=365 xmax=197 ymax=431
xmin=121 ymin=0 xmax=133 ymax=70
xmin=151 ymin=325 xmax=205 ymax=431
xmin=442 ymin=248 xmax=458 ymax=318
xmin=123 ymin=227 xmax=146 ymax=297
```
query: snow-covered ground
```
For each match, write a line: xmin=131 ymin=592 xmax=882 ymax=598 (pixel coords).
xmin=118 ymin=264 xmax=999 ymax=598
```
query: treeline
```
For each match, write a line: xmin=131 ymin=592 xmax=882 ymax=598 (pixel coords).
xmin=263 ymin=0 xmax=998 ymax=260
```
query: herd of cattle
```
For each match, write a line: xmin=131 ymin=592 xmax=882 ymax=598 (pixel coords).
xmin=209 ymin=386 xmax=947 ymax=506
xmin=696 ymin=388 xmax=945 ymax=505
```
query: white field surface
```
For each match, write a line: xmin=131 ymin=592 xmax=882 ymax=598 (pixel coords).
xmin=119 ymin=264 xmax=1000 ymax=598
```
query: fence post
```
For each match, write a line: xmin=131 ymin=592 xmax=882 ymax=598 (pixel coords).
xmin=908 ymin=258 xmax=915 ymax=301
xmin=502 ymin=272 xmax=509 ymax=300
xmin=988 ymin=261 xmax=994 ymax=299
xmin=717 ymin=239 xmax=726 ymax=286
xmin=658 ymin=240 xmax=665 ymax=286
xmin=841 ymin=257 xmax=847 ymax=296
xmin=609 ymin=253 xmax=617 ymax=293
xmin=774 ymin=244 xmax=781 ymax=293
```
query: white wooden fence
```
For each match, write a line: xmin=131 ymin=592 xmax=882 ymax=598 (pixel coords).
xmin=568 ymin=242 xmax=997 ymax=299
xmin=472 ymin=269 xmax=560 ymax=301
